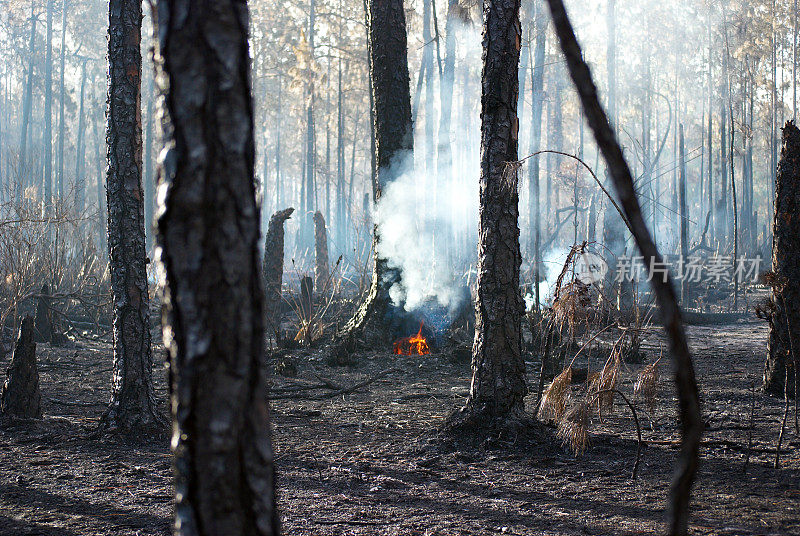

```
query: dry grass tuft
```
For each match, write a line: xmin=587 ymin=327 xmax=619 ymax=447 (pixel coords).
xmin=538 ymin=366 xmax=572 ymax=422
xmin=557 ymin=401 xmax=590 ymax=455
xmin=634 ymin=360 xmax=660 ymax=414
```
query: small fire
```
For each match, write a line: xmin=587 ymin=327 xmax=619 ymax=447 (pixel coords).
xmin=393 ymin=322 xmax=431 ymax=356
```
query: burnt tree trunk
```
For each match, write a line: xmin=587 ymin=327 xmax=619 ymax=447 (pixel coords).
xmin=462 ymin=0 xmax=527 ymax=420
xmin=264 ymin=208 xmax=294 ymax=336
xmin=102 ymin=0 xmax=161 ymax=435
xmin=154 ymin=1 xmax=279 ymax=533
xmin=1 ymin=317 xmax=41 ymax=419
xmin=314 ymin=211 xmax=329 ymax=293
xmin=764 ymin=121 xmax=800 ymax=399
xmin=338 ymin=0 xmax=412 ymax=341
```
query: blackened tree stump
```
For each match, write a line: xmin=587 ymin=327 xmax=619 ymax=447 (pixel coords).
xmin=1 ymin=317 xmax=42 ymax=419
xmin=264 ymin=207 xmax=294 ymax=336
xmin=764 ymin=120 xmax=800 ymax=399
xmin=314 ymin=211 xmax=329 ymax=294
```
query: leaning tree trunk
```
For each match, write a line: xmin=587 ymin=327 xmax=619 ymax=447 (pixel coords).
xmin=461 ymin=0 xmax=527 ymax=421
xmin=1 ymin=317 xmax=41 ymax=419
xmin=338 ymin=0 xmax=412 ymax=342
xmin=154 ymin=1 xmax=279 ymax=534
xmin=101 ymin=0 xmax=161 ymax=435
xmin=764 ymin=120 xmax=800 ymax=399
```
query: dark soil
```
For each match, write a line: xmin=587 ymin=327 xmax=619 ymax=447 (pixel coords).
xmin=1 ymin=318 xmax=798 ymax=535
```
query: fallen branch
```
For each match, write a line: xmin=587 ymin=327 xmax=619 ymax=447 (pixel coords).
xmin=46 ymin=397 xmax=104 ymax=407
xmin=587 ymin=388 xmax=643 ymax=481
xmin=269 ymin=368 xmax=400 ymax=400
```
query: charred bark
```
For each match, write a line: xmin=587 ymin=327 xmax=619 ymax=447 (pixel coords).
xmin=314 ymin=211 xmax=329 ymax=294
xmin=101 ymin=0 xmax=162 ymax=436
xmin=764 ymin=121 xmax=800 ymax=399
xmin=264 ymin=208 xmax=294 ymax=337
xmin=544 ymin=1 xmax=702 ymax=533
xmin=154 ymin=0 xmax=279 ymax=533
xmin=1 ymin=317 xmax=41 ymax=419
xmin=461 ymin=0 xmax=527 ymax=421
xmin=337 ymin=0 xmax=412 ymax=342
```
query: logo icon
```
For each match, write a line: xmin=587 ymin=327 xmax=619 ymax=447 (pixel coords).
xmin=575 ymin=252 xmax=608 ymax=284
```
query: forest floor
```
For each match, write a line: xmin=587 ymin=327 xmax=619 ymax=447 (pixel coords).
xmin=0 ymin=316 xmax=798 ymax=535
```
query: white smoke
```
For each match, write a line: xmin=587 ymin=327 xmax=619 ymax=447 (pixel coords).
xmin=374 ymin=152 xmax=478 ymax=313
xmin=369 ymin=20 xmax=483 ymax=315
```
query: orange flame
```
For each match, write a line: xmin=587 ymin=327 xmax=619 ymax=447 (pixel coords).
xmin=393 ymin=322 xmax=431 ymax=355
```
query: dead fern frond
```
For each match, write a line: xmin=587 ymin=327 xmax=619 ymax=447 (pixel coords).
xmin=538 ymin=366 xmax=572 ymax=422
xmin=634 ymin=360 xmax=660 ymax=414
xmin=558 ymin=401 xmax=590 ymax=455
xmin=553 ymin=279 xmax=592 ymax=336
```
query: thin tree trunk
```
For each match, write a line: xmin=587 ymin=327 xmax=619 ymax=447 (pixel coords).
xmin=707 ymin=11 xmax=714 ymax=244
xmin=303 ymin=0 xmax=317 ymax=252
xmin=144 ymin=78 xmax=154 ymax=254
xmin=602 ymin=0 xmax=628 ymax=314
xmin=529 ymin=1 xmax=547 ymax=311
xmin=57 ymin=0 xmax=67 ymax=201
xmin=17 ymin=8 xmax=36 ymax=204
xmin=730 ymin=99 xmax=738 ymax=310
xmin=43 ymin=0 xmax=54 ymax=210
xmin=101 ymin=0 xmax=160 ymax=435
xmin=154 ymin=1 xmax=279 ymax=533
xmin=336 ymin=49 xmax=345 ymax=253
xmin=544 ymin=2 xmax=703 ymax=534
xmin=74 ymin=61 xmax=87 ymax=212
xmin=679 ymin=124 xmax=687 ymax=302
xmin=275 ymin=74 xmax=282 ymax=209
xmin=437 ymin=0 xmax=460 ymax=267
